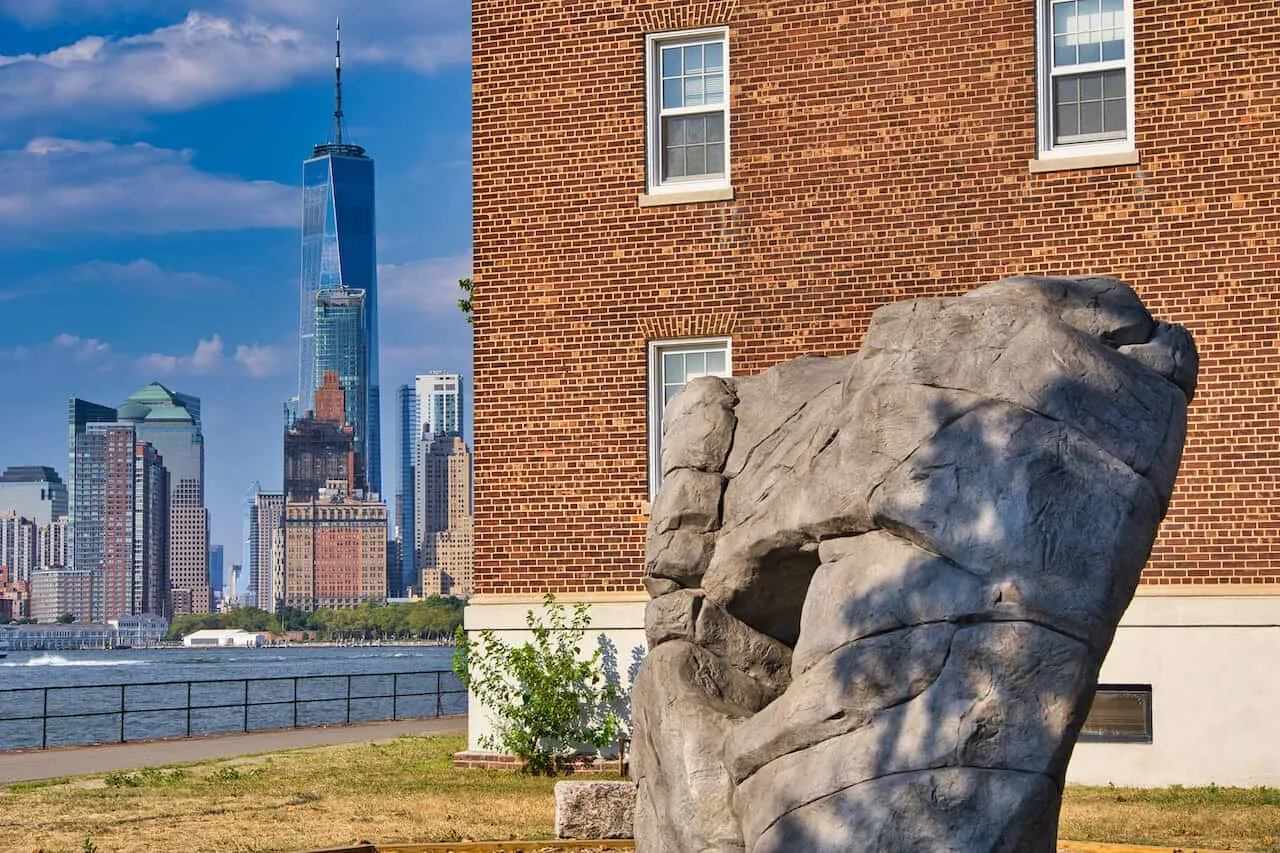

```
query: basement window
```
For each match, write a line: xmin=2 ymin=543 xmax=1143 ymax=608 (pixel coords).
xmin=1080 ymin=684 xmax=1152 ymax=743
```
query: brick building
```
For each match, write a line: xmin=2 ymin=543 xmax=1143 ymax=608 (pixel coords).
xmin=469 ymin=0 xmax=1279 ymax=784
xmin=282 ymin=480 xmax=388 ymax=610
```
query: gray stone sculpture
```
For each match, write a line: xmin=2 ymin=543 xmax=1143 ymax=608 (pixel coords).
xmin=631 ymin=276 xmax=1197 ymax=853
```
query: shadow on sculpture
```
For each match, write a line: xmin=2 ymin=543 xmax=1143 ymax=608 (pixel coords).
xmin=631 ymin=276 xmax=1198 ymax=852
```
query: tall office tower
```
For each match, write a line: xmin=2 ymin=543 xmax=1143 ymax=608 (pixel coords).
xmin=283 ymin=479 xmax=387 ymax=610
xmin=299 ymin=20 xmax=380 ymax=494
xmin=0 ymin=512 xmax=38 ymax=583
xmin=67 ymin=397 xmax=119 ymax=566
xmin=285 ymin=372 xmax=360 ymax=501
xmin=208 ymin=544 xmax=224 ymax=600
xmin=37 ymin=516 xmax=68 ymax=569
xmin=416 ymin=433 xmax=474 ymax=597
xmin=414 ymin=372 xmax=464 ymax=437
xmin=242 ymin=481 xmax=260 ymax=606
xmin=115 ymin=383 xmax=208 ymax=615
xmin=74 ymin=424 xmax=169 ymax=622
xmin=315 ymin=288 xmax=368 ymax=481
xmin=394 ymin=384 xmax=419 ymax=595
xmin=248 ymin=490 xmax=284 ymax=613
xmin=0 ymin=466 xmax=68 ymax=524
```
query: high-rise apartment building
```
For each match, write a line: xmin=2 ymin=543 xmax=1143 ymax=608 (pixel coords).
xmin=73 ymin=424 xmax=168 ymax=622
xmin=0 ymin=466 xmax=68 ymax=524
xmin=37 ymin=516 xmax=68 ymax=569
xmin=397 ymin=373 xmax=466 ymax=594
xmin=283 ymin=480 xmax=387 ymax=610
xmin=0 ymin=512 xmax=38 ymax=583
xmin=298 ymin=21 xmax=380 ymax=494
xmin=208 ymin=544 xmax=224 ymax=599
xmin=247 ymin=490 xmax=285 ymax=613
xmin=31 ymin=568 xmax=93 ymax=623
xmin=416 ymin=433 xmax=474 ymax=597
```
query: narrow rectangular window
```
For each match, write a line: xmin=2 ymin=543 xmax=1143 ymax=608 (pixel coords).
xmin=1079 ymin=684 xmax=1152 ymax=743
xmin=646 ymin=28 xmax=730 ymax=195
xmin=647 ymin=338 xmax=732 ymax=497
xmin=1037 ymin=0 xmax=1134 ymax=158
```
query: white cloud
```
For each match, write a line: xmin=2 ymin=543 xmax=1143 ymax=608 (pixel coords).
xmin=65 ymin=259 xmax=232 ymax=293
xmin=234 ymin=343 xmax=290 ymax=378
xmin=53 ymin=332 xmax=111 ymax=361
xmin=377 ymin=254 xmax=473 ymax=315
xmin=0 ymin=138 xmax=296 ymax=233
xmin=0 ymin=5 xmax=470 ymax=122
xmin=138 ymin=333 xmax=225 ymax=375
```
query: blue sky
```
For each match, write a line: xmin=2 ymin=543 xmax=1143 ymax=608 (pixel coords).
xmin=0 ymin=1 xmax=473 ymax=566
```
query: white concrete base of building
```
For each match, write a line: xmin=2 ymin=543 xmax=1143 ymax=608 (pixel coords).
xmin=463 ymin=588 xmax=1280 ymax=787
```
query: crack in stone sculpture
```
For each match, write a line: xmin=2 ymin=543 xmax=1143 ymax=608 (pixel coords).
xmin=631 ymin=276 xmax=1197 ymax=853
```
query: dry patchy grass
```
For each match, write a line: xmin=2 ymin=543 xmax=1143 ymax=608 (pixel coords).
xmin=4 ymin=737 xmax=1279 ymax=853
xmin=0 ymin=735 xmax=586 ymax=853
xmin=1060 ymin=784 xmax=1280 ymax=851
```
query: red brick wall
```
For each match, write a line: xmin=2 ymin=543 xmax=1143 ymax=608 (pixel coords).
xmin=471 ymin=0 xmax=1280 ymax=594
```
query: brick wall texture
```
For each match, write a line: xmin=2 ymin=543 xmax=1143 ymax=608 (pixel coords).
xmin=471 ymin=0 xmax=1280 ymax=595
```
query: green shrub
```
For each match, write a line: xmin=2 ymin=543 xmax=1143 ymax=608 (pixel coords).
xmin=452 ymin=593 xmax=618 ymax=775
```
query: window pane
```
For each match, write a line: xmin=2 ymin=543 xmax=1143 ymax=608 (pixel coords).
xmin=1078 ymin=39 xmax=1100 ymax=63
xmin=707 ymin=143 xmax=725 ymax=174
xmin=1103 ymin=97 xmax=1126 ymax=131
xmin=706 ymin=350 xmax=726 ymax=374
xmin=704 ymin=42 xmax=724 ymax=71
xmin=1103 ymin=68 xmax=1126 ymax=97
xmin=684 ymin=76 xmax=705 ymax=107
xmin=686 ymin=146 xmax=706 ymax=175
xmin=664 ymin=115 xmax=685 ymax=145
xmin=707 ymin=113 xmax=725 ymax=142
xmin=663 ymin=78 xmax=683 ymax=109
xmin=1053 ymin=35 xmax=1076 ymax=66
xmin=686 ymin=116 xmax=706 ymax=143
xmin=684 ymin=44 xmax=703 ymax=73
xmin=1053 ymin=0 xmax=1074 ymax=35
xmin=662 ymin=47 xmax=682 ymax=78
xmin=1056 ymin=104 xmax=1079 ymax=138
xmin=664 ymin=353 xmax=685 ymax=384
xmin=686 ymin=352 xmax=706 ymax=376
xmin=1080 ymin=74 xmax=1102 ymax=100
xmin=704 ymin=72 xmax=725 ymax=104
xmin=664 ymin=146 xmax=685 ymax=178
xmin=1079 ymin=100 xmax=1102 ymax=134
xmin=1056 ymin=76 xmax=1079 ymax=101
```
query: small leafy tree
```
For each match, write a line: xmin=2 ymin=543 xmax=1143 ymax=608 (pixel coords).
xmin=452 ymin=593 xmax=618 ymax=775
xmin=457 ymin=277 xmax=474 ymax=325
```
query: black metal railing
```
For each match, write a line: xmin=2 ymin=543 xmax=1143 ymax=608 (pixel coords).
xmin=0 ymin=669 xmax=467 ymax=752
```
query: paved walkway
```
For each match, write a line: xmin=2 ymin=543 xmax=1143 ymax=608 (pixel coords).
xmin=0 ymin=714 xmax=467 ymax=784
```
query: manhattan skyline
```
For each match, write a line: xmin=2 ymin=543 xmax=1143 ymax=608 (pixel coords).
xmin=0 ymin=3 xmax=473 ymax=560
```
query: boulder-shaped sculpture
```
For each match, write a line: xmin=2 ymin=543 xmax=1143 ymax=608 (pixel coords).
xmin=632 ymin=276 xmax=1197 ymax=853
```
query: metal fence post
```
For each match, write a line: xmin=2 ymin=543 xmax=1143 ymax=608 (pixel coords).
xmin=243 ymin=680 xmax=249 ymax=732
xmin=186 ymin=682 xmax=192 ymax=738
xmin=345 ymin=675 xmax=352 ymax=724
xmin=119 ymin=684 xmax=126 ymax=743
xmin=392 ymin=673 xmax=399 ymax=721
xmin=436 ymin=671 xmax=443 ymax=717
xmin=41 ymin=688 xmax=48 ymax=750
xmin=292 ymin=677 xmax=299 ymax=729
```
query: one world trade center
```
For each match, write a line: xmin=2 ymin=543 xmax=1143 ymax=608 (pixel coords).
xmin=298 ymin=19 xmax=381 ymax=494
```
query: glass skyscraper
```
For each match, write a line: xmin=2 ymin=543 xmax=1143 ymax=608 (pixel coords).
xmin=314 ymin=287 xmax=368 ymax=464
xmin=299 ymin=29 xmax=380 ymax=494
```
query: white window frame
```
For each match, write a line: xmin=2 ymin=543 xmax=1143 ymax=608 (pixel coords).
xmin=645 ymin=27 xmax=731 ymax=197
xmin=647 ymin=337 xmax=732 ymax=498
xmin=1035 ymin=0 xmax=1135 ymax=161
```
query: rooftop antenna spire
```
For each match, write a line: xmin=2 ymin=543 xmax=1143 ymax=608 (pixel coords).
xmin=333 ymin=16 xmax=344 ymax=145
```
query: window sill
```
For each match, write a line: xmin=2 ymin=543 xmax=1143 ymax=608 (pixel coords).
xmin=1028 ymin=149 xmax=1140 ymax=173
xmin=639 ymin=185 xmax=736 ymax=207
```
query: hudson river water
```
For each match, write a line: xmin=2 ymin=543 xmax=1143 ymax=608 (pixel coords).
xmin=0 ymin=645 xmax=465 ymax=751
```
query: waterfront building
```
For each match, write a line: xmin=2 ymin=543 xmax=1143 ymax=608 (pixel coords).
xmin=415 ymin=433 xmax=473 ymax=597
xmin=395 ymin=384 xmax=419 ymax=594
xmin=73 ymin=424 xmax=169 ymax=622
xmin=298 ymin=20 xmax=381 ymax=495
xmin=30 ymin=568 xmax=93 ymax=622
xmin=468 ymin=0 xmax=1280 ymax=786
xmin=37 ymin=516 xmax=68 ymax=570
xmin=247 ymin=490 xmax=285 ymax=614
xmin=0 ymin=512 xmax=38 ymax=583
xmin=0 ymin=466 xmax=68 ymax=525
xmin=183 ymin=628 xmax=266 ymax=648
xmin=0 ymin=616 xmax=168 ymax=651
xmin=66 ymin=397 xmax=118 ymax=565
xmin=282 ymin=479 xmax=387 ymax=610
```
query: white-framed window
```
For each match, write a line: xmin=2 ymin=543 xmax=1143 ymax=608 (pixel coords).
xmin=1036 ymin=0 xmax=1134 ymax=159
xmin=645 ymin=28 xmax=730 ymax=195
xmin=647 ymin=337 xmax=732 ymax=497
